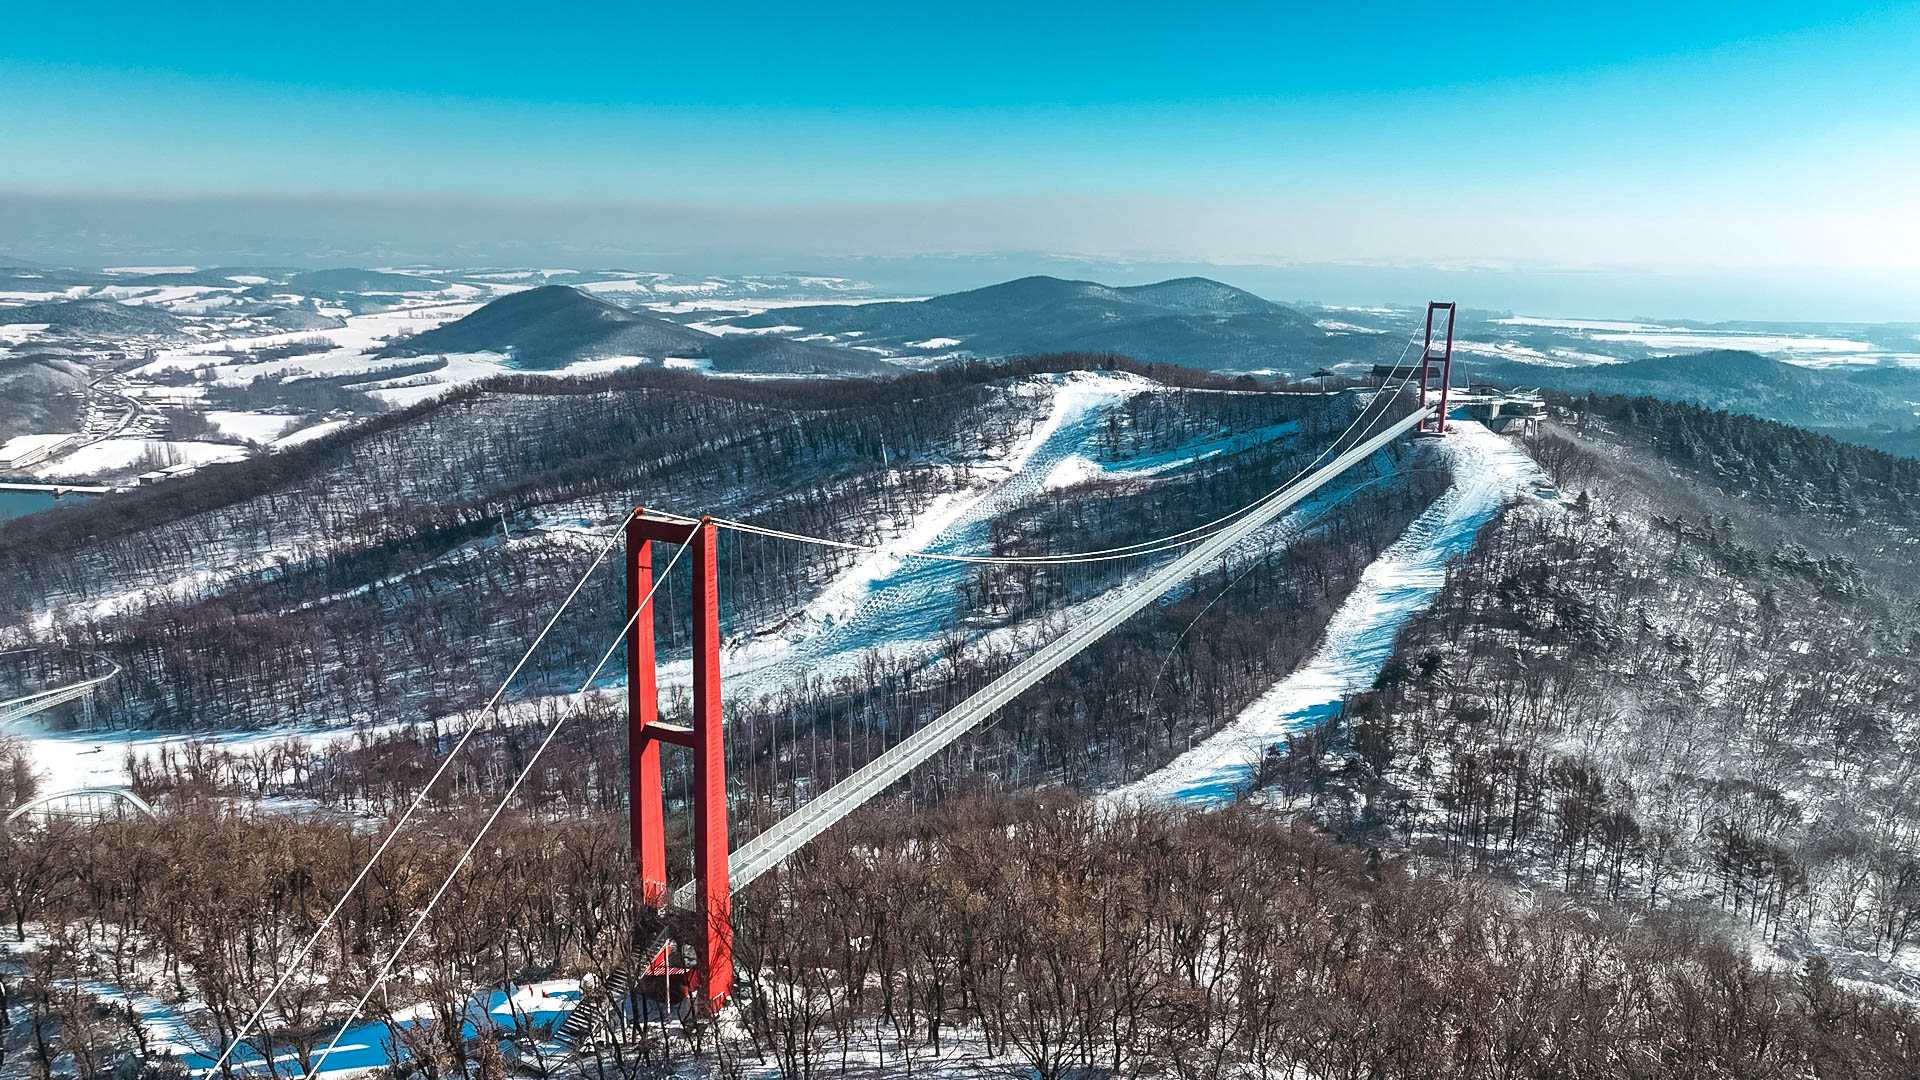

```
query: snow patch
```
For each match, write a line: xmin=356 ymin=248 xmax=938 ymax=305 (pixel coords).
xmin=274 ymin=419 xmax=351 ymax=447
xmin=205 ymin=410 xmax=300 ymax=443
xmin=1043 ymin=454 xmax=1104 ymax=490
xmin=38 ymin=439 xmax=246 ymax=479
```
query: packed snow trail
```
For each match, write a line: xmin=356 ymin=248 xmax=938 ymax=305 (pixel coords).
xmin=1113 ymin=421 xmax=1554 ymax=806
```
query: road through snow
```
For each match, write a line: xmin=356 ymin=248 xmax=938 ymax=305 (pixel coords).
xmin=1112 ymin=420 xmax=1554 ymax=806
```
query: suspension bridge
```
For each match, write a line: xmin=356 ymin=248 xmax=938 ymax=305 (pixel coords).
xmin=0 ymin=653 xmax=120 ymax=725
xmin=186 ymin=302 xmax=1488 ymax=1077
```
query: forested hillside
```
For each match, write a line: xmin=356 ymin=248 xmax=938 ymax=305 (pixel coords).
xmin=1266 ymin=393 xmax=1920 ymax=996
xmin=0 ymin=354 xmax=1472 ymax=1079
xmin=12 ymin=366 xmax=1920 ymax=1080
xmin=0 ymin=355 xmax=1402 ymax=752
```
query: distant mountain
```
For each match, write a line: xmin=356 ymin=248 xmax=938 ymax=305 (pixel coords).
xmin=389 ymin=286 xmax=709 ymax=367
xmin=1113 ymin=277 xmax=1289 ymax=316
xmin=122 ymin=267 xmax=293 ymax=287
xmin=288 ymin=268 xmax=448 ymax=294
xmin=388 ymin=285 xmax=898 ymax=374
xmin=727 ymin=275 xmax=1338 ymax=370
xmin=0 ymin=299 xmax=183 ymax=336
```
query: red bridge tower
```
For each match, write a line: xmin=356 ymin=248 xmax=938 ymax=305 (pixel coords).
xmin=1419 ymin=301 xmax=1456 ymax=434
xmin=626 ymin=510 xmax=732 ymax=1010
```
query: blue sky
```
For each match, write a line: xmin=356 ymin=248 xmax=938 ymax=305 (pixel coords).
xmin=3 ymin=1 xmax=1918 ymax=315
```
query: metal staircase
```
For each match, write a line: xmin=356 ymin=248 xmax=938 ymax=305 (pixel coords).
xmin=553 ymin=925 xmax=673 ymax=1053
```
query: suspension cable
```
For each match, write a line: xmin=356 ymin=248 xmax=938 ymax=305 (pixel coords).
xmin=300 ymin=529 xmax=693 ymax=1080
xmin=711 ymin=324 xmax=1428 ymax=567
xmin=210 ymin=509 xmax=635 ymax=1078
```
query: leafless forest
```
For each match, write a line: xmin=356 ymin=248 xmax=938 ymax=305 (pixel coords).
xmin=7 ymin=368 xmax=1920 ymax=1077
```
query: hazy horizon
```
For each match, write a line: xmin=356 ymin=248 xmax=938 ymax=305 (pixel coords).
xmin=5 ymin=1 xmax=1918 ymax=322
xmin=7 ymin=191 xmax=1916 ymax=324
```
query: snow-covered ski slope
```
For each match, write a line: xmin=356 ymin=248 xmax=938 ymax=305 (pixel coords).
xmin=1114 ymin=420 xmax=1554 ymax=805
xmin=709 ymin=371 xmax=1165 ymax=695
xmin=710 ymin=373 xmax=1367 ymax=700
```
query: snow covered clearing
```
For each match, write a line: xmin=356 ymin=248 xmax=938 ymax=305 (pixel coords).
xmin=136 ymin=303 xmax=483 ymax=383
xmin=1591 ymin=330 xmax=1879 ymax=355
xmin=551 ymin=354 xmax=653 ymax=377
xmin=273 ymin=419 xmax=352 ymax=447
xmin=37 ymin=439 xmax=246 ymax=479
xmin=684 ymin=320 xmax=802 ymax=336
xmin=97 ymin=285 xmax=239 ymax=308
xmin=1498 ymin=316 xmax=1676 ymax=332
xmin=1114 ymin=421 xmax=1555 ymax=805
xmin=0 ymin=322 xmax=51 ymax=342
xmin=1453 ymin=340 xmax=1569 ymax=365
xmin=205 ymin=410 xmax=300 ymax=443
xmin=362 ymin=352 xmax=507 ymax=406
xmin=14 ymin=714 xmax=402 ymax=794
xmin=1042 ymin=454 xmax=1104 ymax=490
xmin=1038 ymin=419 xmax=1303 ymax=491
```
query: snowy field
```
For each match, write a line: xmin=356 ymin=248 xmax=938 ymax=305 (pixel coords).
xmin=1490 ymin=314 xmax=1919 ymax=368
xmin=1114 ymin=421 xmax=1555 ymax=805
xmin=205 ymin=410 xmax=300 ymax=443
xmin=274 ymin=419 xmax=352 ymax=447
xmin=136 ymin=303 xmax=486 ymax=385
xmin=37 ymin=439 xmax=247 ymax=479
xmin=13 ymin=712 xmax=405 ymax=794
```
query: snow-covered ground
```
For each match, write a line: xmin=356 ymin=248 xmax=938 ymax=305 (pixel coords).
xmin=274 ymin=419 xmax=352 ymax=447
xmin=136 ymin=304 xmax=484 ymax=385
xmin=1484 ymin=314 xmax=1920 ymax=369
xmin=1114 ymin=421 xmax=1554 ymax=805
xmin=205 ymin=410 xmax=300 ymax=443
xmin=37 ymin=439 xmax=247 ymax=479
xmin=13 ymin=713 xmax=402 ymax=794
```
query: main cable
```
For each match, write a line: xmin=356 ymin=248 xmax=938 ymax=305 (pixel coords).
xmin=713 ymin=323 xmax=1428 ymax=567
xmin=210 ymin=509 xmax=635 ymax=1078
xmin=300 ymin=528 xmax=693 ymax=1080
